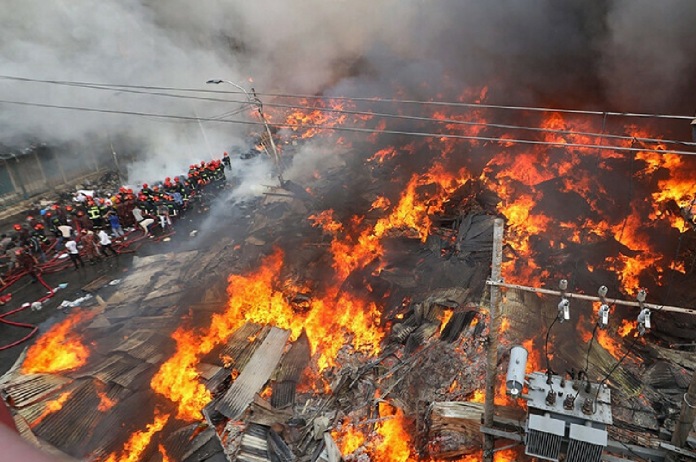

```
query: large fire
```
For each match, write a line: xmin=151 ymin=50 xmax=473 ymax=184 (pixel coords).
xmin=24 ymin=83 xmax=693 ymax=461
xmin=22 ymin=310 xmax=95 ymax=374
xmin=333 ymin=402 xmax=413 ymax=461
xmin=151 ymin=248 xmax=385 ymax=421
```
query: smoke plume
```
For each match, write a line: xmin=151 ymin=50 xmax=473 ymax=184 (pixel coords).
xmin=1 ymin=0 xmax=695 ymax=183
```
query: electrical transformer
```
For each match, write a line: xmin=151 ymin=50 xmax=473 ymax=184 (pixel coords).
xmin=522 ymin=371 xmax=610 ymax=462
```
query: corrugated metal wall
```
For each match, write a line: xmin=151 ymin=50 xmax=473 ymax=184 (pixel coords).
xmin=0 ymin=146 xmax=112 ymax=208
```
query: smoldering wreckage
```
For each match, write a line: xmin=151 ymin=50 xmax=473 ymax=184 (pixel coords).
xmin=2 ymin=106 xmax=696 ymax=462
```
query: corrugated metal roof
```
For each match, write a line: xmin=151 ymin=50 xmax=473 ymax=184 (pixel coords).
xmin=215 ymin=328 xmax=290 ymax=420
xmin=3 ymin=373 xmax=72 ymax=408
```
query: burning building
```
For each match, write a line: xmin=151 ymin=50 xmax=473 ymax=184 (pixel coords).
xmin=2 ymin=2 xmax=696 ymax=462
xmin=2 ymin=92 xmax=696 ymax=461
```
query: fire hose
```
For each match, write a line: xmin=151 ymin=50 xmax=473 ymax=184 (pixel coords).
xmin=0 ymin=221 xmax=179 ymax=350
xmin=0 ymin=273 xmax=55 ymax=351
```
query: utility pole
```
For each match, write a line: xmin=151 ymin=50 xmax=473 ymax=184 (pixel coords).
xmin=667 ymin=372 xmax=696 ymax=461
xmin=251 ymin=87 xmax=284 ymax=185
xmin=206 ymin=79 xmax=284 ymax=185
xmin=483 ymin=218 xmax=504 ymax=462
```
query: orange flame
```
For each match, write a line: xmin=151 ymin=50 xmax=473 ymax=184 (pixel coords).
xmin=333 ymin=421 xmax=366 ymax=455
xmin=150 ymin=328 xmax=212 ymax=421
xmin=371 ymin=403 xmax=413 ymax=462
xmin=151 ymin=249 xmax=385 ymax=420
xmin=469 ymin=389 xmax=485 ymax=403
xmin=159 ymin=444 xmax=171 ymax=462
xmin=97 ymin=389 xmax=116 ymax=413
xmin=22 ymin=311 xmax=95 ymax=374
xmin=104 ymin=411 xmax=169 ymax=462
xmin=32 ymin=391 xmax=71 ymax=426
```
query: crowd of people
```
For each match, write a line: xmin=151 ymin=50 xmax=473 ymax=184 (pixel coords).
xmin=0 ymin=153 xmax=232 ymax=285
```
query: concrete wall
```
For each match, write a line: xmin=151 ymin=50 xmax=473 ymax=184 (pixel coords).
xmin=0 ymin=145 xmax=114 ymax=208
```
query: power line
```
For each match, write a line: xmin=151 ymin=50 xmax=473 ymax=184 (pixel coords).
xmin=2 ymin=98 xmax=696 ymax=157
xmin=1 ymin=74 xmax=694 ymax=122
xmin=2 ymin=74 xmax=694 ymax=149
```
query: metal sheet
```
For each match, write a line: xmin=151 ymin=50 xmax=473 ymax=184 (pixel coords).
xmin=215 ymin=328 xmax=290 ymax=420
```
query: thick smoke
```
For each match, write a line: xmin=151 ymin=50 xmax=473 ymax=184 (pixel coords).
xmin=1 ymin=0 xmax=695 ymax=184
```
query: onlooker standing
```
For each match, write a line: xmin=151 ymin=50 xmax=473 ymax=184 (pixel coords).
xmin=97 ymin=228 xmax=118 ymax=257
xmin=64 ymin=237 xmax=85 ymax=270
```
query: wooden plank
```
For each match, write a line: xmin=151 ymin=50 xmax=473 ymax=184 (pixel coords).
xmin=215 ymin=328 xmax=290 ymax=420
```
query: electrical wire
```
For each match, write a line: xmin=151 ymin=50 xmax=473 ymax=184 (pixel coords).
xmin=592 ymin=333 xmax=641 ymax=413
xmin=544 ymin=316 xmax=558 ymax=374
xmin=2 ymin=99 xmax=696 ymax=157
xmin=1 ymin=74 xmax=693 ymax=121
xmin=583 ymin=323 xmax=599 ymax=376
xmin=1 ymin=75 xmax=694 ymax=149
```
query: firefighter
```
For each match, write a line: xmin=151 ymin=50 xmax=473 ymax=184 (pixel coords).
xmin=80 ymin=230 xmax=101 ymax=264
xmin=87 ymin=199 xmax=104 ymax=229
xmin=32 ymin=223 xmax=50 ymax=246
xmin=140 ymin=183 xmax=154 ymax=199
xmin=15 ymin=248 xmax=39 ymax=282
xmin=74 ymin=208 xmax=92 ymax=232
xmin=26 ymin=233 xmax=46 ymax=263
xmin=13 ymin=224 xmax=31 ymax=245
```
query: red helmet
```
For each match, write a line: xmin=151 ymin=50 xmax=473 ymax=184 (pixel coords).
xmin=45 ymin=211 xmax=52 ymax=217
xmin=51 ymin=204 xmax=58 ymax=210
xmin=76 ymin=210 xmax=85 ymax=217
xmin=165 ymin=177 xmax=171 ymax=182
xmin=200 ymin=161 xmax=205 ymax=167
xmin=65 ymin=205 xmax=73 ymax=212
xmin=142 ymin=183 xmax=148 ymax=189
xmin=127 ymin=188 xmax=133 ymax=194
xmin=153 ymin=186 xmax=159 ymax=192
xmin=34 ymin=223 xmax=44 ymax=230
xmin=223 ymin=151 xmax=229 ymax=157
xmin=13 ymin=224 xmax=22 ymax=231
xmin=98 ymin=198 xmax=105 ymax=205
xmin=26 ymin=215 xmax=33 ymax=221
xmin=15 ymin=249 xmax=23 ymax=256
xmin=174 ymin=176 xmax=180 ymax=183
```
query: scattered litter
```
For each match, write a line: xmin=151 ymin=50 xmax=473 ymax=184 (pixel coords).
xmin=58 ymin=294 xmax=93 ymax=309
xmin=58 ymin=283 xmax=69 ymax=290
xmin=109 ymin=279 xmax=121 ymax=286
xmin=163 ymin=237 xmax=171 ymax=242
xmin=189 ymin=230 xmax=198 ymax=237
xmin=58 ymin=253 xmax=69 ymax=259
xmin=30 ymin=302 xmax=43 ymax=311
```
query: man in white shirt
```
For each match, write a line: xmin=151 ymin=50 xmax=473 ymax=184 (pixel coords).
xmin=97 ymin=228 xmax=118 ymax=257
xmin=132 ymin=206 xmax=155 ymax=236
xmin=65 ymin=238 xmax=85 ymax=270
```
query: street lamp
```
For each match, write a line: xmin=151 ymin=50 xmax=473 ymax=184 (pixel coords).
xmin=206 ymin=79 xmax=284 ymax=184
